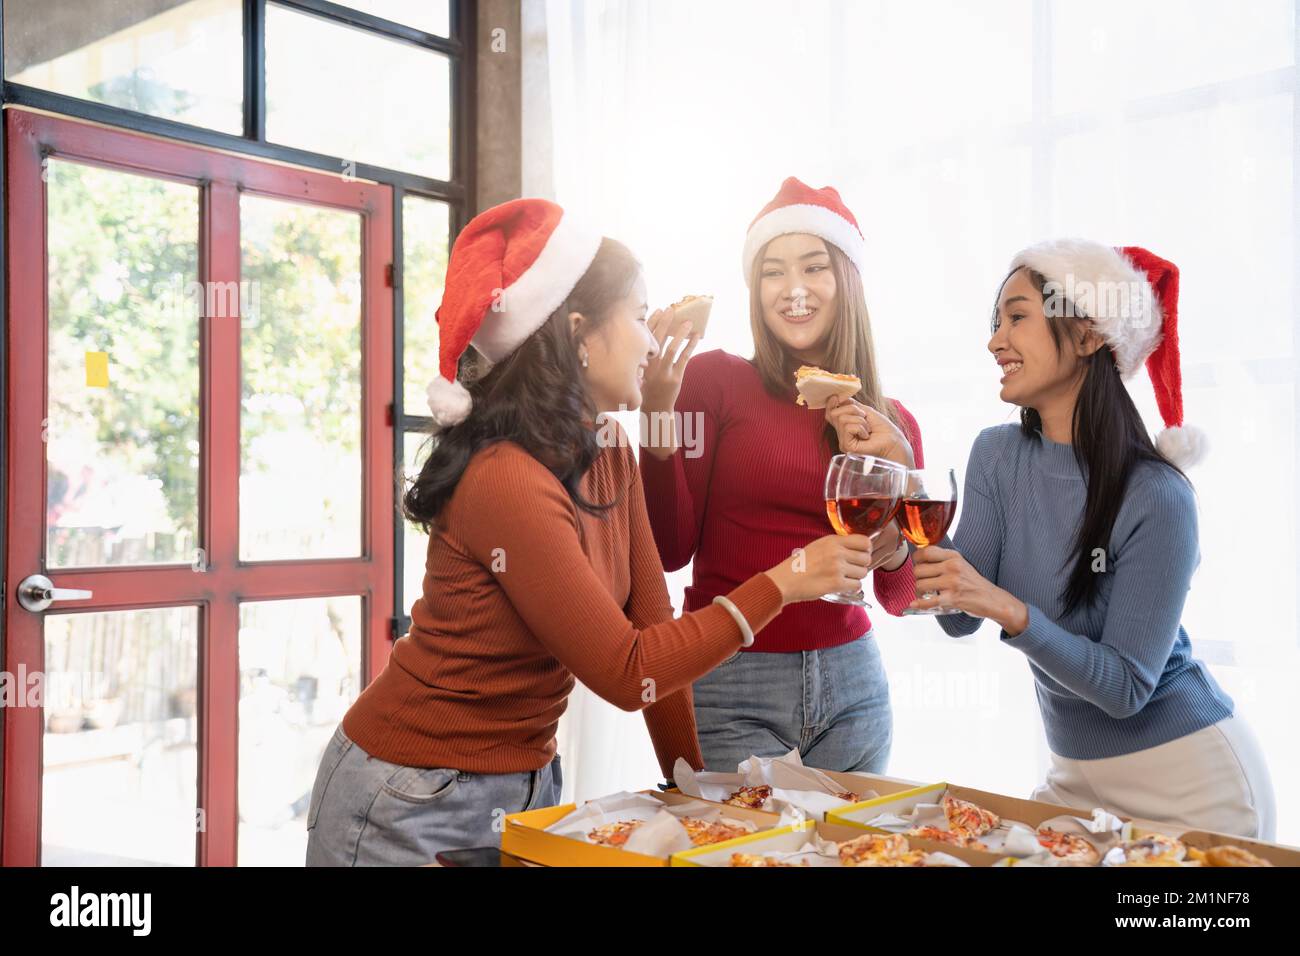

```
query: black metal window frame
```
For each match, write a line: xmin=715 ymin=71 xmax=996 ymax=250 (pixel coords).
xmin=0 ymin=0 xmax=478 ymax=641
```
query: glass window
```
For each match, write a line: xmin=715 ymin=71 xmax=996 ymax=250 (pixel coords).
xmin=3 ymin=0 xmax=243 ymax=133
xmin=400 ymin=430 xmax=434 ymax=618
xmin=1052 ymin=0 xmax=1294 ymax=115
xmin=238 ymin=596 xmax=362 ymax=866
xmin=46 ymin=159 xmax=201 ymax=568
xmin=402 ymin=195 xmax=451 ymax=411
xmin=240 ymin=193 xmax=363 ymax=561
xmin=42 ymin=607 xmax=200 ymax=866
xmin=265 ymin=2 xmax=452 ymax=178
xmin=344 ymin=0 xmax=450 ymax=35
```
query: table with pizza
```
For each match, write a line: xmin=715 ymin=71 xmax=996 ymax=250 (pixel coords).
xmin=490 ymin=755 xmax=1295 ymax=868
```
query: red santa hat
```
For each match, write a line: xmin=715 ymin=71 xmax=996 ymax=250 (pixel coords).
xmin=426 ymin=198 xmax=601 ymax=428
xmin=742 ymin=177 xmax=868 ymax=283
xmin=1008 ymin=238 xmax=1206 ymax=468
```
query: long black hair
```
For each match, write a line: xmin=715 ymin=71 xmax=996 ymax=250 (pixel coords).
xmin=994 ymin=266 xmax=1189 ymax=614
xmin=402 ymin=238 xmax=642 ymax=532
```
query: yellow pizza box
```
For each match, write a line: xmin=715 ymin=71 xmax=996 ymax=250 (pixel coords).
xmin=1123 ymin=825 xmax=1300 ymax=867
xmin=815 ymin=769 xmax=930 ymax=805
xmin=501 ymin=790 xmax=783 ymax=867
xmin=665 ymin=770 xmax=926 ymax=821
xmin=826 ymin=781 xmax=1105 ymax=853
xmin=672 ymin=818 xmax=1008 ymax=867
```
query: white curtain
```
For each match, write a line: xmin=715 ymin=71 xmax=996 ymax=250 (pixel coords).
xmin=523 ymin=0 xmax=1298 ymax=844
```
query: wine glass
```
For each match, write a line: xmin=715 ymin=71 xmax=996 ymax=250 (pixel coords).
xmin=823 ymin=454 xmax=850 ymax=535
xmin=897 ymin=467 xmax=961 ymax=616
xmin=822 ymin=455 xmax=906 ymax=606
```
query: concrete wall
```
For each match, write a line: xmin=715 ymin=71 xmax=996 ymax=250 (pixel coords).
xmin=475 ymin=0 xmax=523 ymax=211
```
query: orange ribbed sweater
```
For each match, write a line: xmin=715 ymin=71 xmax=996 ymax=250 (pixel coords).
xmin=342 ymin=431 xmax=784 ymax=779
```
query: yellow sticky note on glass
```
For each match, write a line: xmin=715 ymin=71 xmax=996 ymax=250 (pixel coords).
xmin=85 ymin=351 xmax=109 ymax=388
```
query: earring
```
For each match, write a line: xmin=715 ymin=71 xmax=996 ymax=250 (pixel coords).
xmin=580 ymin=350 xmax=589 ymax=368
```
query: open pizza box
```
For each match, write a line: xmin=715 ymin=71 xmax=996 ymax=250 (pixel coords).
xmin=827 ymin=781 xmax=1130 ymax=861
xmin=670 ymin=750 xmax=926 ymax=821
xmin=501 ymin=789 xmax=785 ymax=867
xmin=672 ymin=818 xmax=1008 ymax=867
xmin=1122 ymin=824 xmax=1300 ymax=867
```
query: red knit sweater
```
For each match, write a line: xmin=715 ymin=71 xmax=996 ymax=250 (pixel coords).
xmin=639 ymin=349 xmax=924 ymax=653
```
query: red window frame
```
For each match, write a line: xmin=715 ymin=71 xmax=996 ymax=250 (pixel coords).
xmin=2 ymin=107 xmax=395 ymax=866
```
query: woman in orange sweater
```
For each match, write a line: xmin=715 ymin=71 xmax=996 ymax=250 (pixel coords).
xmin=305 ymin=199 xmax=881 ymax=866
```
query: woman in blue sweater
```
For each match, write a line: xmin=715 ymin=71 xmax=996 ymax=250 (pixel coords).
xmin=833 ymin=239 xmax=1276 ymax=839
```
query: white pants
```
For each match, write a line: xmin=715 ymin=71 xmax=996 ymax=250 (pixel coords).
xmin=1031 ymin=714 xmax=1277 ymax=842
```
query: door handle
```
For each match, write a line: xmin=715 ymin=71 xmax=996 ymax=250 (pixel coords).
xmin=16 ymin=574 xmax=93 ymax=613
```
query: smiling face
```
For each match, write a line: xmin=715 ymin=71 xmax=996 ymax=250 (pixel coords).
xmin=577 ymin=272 xmax=658 ymax=412
xmin=757 ymin=233 xmax=839 ymax=364
xmin=989 ymin=267 xmax=1103 ymax=414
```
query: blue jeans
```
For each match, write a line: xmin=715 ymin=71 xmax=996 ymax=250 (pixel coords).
xmin=305 ymin=724 xmax=563 ymax=866
xmin=692 ymin=630 xmax=892 ymax=774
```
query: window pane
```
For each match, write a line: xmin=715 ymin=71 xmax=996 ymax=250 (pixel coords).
xmin=3 ymin=0 xmax=243 ymax=133
xmin=238 ymin=596 xmax=362 ymax=866
xmin=402 ymin=196 xmax=451 ymax=411
xmin=344 ymin=0 xmax=450 ymax=35
xmin=42 ymin=607 xmax=200 ymax=866
xmin=1051 ymin=94 xmax=1292 ymax=362
xmin=401 ymin=431 xmax=434 ymax=617
xmin=46 ymin=160 xmax=201 ymax=568
xmin=1052 ymin=0 xmax=1294 ymax=115
xmin=266 ymin=3 xmax=452 ymax=178
xmin=841 ymin=0 xmax=1033 ymax=138
xmin=240 ymin=194 xmax=363 ymax=561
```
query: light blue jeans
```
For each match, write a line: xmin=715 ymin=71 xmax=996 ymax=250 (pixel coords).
xmin=692 ymin=630 xmax=892 ymax=774
xmin=305 ymin=724 xmax=563 ymax=866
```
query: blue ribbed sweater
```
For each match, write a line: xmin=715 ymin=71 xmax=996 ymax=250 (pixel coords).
xmin=938 ymin=424 xmax=1233 ymax=759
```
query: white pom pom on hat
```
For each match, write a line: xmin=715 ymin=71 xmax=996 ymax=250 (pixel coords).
xmin=426 ymin=375 xmax=473 ymax=429
xmin=425 ymin=197 xmax=601 ymax=429
xmin=1155 ymin=424 xmax=1208 ymax=469
xmin=1008 ymin=239 xmax=1206 ymax=468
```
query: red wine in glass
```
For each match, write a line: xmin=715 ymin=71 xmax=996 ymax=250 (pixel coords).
xmin=837 ymin=494 xmax=901 ymax=537
xmin=821 ymin=456 xmax=905 ymax=606
xmin=899 ymin=468 xmax=960 ymax=616
xmin=897 ymin=498 xmax=956 ymax=548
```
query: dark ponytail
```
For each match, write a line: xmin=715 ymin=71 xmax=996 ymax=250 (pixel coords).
xmin=1001 ymin=268 xmax=1189 ymax=614
xmin=402 ymin=238 xmax=642 ymax=533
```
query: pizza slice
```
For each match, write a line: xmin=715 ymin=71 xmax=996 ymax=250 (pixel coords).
xmin=794 ymin=365 xmax=861 ymax=408
xmin=906 ymin=824 xmax=988 ymax=851
xmin=729 ymin=852 xmax=809 ymax=867
xmin=587 ymin=819 xmax=644 ymax=847
xmin=1036 ymin=827 xmax=1101 ymax=865
xmin=1199 ymin=845 xmax=1273 ymax=868
xmin=724 ymin=785 xmax=772 ymax=810
xmin=838 ymin=832 xmax=912 ymax=866
xmin=682 ymin=817 xmax=755 ymax=847
xmin=942 ymin=794 xmax=1000 ymax=836
xmin=1113 ymin=834 xmax=1187 ymax=866
xmin=668 ymin=294 xmax=713 ymax=338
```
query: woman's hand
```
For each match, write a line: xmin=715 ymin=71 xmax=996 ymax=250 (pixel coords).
xmin=869 ymin=522 xmax=909 ymax=571
xmin=639 ymin=308 xmax=701 ymax=460
xmin=641 ymin=308 xmax=701 ymax=416
xmin=824 ymin=395 xmax=915 ymax=468
xmin=765 ymin=533 xmax=876 ymax=605
xmin=909 ymin=546 xmax=1029 ymax=634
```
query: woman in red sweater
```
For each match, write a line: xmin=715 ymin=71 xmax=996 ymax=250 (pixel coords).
xmin=305 ymin=199 xmax=878 ymax=865
xmin=639 ymin=178 xmax=922 ymax=774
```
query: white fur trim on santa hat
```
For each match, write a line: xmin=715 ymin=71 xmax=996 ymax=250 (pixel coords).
xmin=471 ymin=211 xmax=602 ymax=364
xmin=742 ymin=203 xmax=867 ymax=284
xmin=1009 ymin=238 xmax=1161 ymax=379
xmin=427 ymin=374 xmax=473 ymax=429
xmin=1156 ymin=424 xmax=1208 ymax=469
